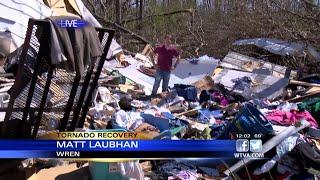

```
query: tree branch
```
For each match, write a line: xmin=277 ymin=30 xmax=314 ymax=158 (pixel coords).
xmin=95 ymin=15 xmax=151 ymax=44
xmin=86 ymin=0 xmax=96 ymax=14
xmin=122 ymin=8 xmax=195 ymax=24
xmin=271 ymin=0 xmax=320 ymax=23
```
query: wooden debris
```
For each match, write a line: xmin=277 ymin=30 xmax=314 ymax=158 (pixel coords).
xmin=290 ymin=80 xmax=320 ymax=87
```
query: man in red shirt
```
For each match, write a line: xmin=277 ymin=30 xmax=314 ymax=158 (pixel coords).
xmin=151 ymin=35 xmax=180 ymax=96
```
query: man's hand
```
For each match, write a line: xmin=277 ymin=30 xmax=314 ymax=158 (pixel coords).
xmin=172 ymin=55 xmax=180 ymax=71
xmin=171 ymin=64 xmax=177 ymax=71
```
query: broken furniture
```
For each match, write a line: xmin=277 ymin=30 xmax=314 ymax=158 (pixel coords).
xmin=0 ymin=18 xmax=114 ymax=138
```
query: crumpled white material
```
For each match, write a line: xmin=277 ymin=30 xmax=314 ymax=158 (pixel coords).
xmin=107 ymin=161 xmax=144 ymax=180
xmin=277 ymin=102 xmax=298 ymax=112
xmin=253 ymin=134 xmax=303 ymax=175
xmin=113 ymin=110 xmax=144 ymax=130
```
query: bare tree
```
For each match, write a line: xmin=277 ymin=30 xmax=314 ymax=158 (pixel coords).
xmin=83 ymin=0 xmax=320 ymax=64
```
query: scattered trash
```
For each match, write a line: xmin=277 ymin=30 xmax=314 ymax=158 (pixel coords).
xmin=0 ymin=2 xmax=319 ymax=179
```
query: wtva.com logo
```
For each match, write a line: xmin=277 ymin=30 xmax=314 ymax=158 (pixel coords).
xmin=236 ymin=139 xmax=262 ymax=152
xmin=57 ymin=19 xmax=87 ymax=28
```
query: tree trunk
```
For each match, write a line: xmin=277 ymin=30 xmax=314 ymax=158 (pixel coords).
xmin=138 ymin=0 xmax=144 ymax=30
xmin=136 ymin=0 xmax=139 ymax=16
xmin=115 ymin=0 xmax=122 ymax=25
xmin=215 ymin=0 xmax=220 ymax=13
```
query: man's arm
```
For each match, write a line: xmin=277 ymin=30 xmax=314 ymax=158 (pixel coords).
xmin=150 ymin=47 xmax=159 ymax=68
xmin=173 ymin=55 xmax=180 ymax=69
xmin=173 ymin=47 xmax=181 ymax=69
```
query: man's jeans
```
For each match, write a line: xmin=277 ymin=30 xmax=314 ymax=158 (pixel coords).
xmin=151 ymin=69 xmax=171 ymax=96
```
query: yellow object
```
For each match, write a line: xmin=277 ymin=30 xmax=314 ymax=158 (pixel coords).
xmin=44 ymin=0 xmax=81 ymax=17
xmin=119 ymin=84 xmax=136 ymax=93
xmin=212 ymin=67 xmax=223 ymax=78
xmin=141 ymin=44 xmax=153 ymax=56
xmin=37 ymin=131 xmax=154 ymax=140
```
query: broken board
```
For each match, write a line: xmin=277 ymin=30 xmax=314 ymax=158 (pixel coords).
xmin=220 ymin=51 xmax=297 ymax=78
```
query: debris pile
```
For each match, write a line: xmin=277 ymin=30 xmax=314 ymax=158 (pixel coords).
xmin=0 ymin=1 xmax=319 ymax=179
xmin=74 ymin=43 xmax=319 ymax=179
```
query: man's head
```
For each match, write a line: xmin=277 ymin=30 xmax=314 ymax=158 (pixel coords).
xmin=163 ymin=35 xmax=172 ymax=46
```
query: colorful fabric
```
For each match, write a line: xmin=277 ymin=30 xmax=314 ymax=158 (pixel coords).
xmin=298 ymin=98 xmax=320 ymax=125
xmin=266 ymin=110 xmax=318 ymax=127
xmin=168 ymin=170 xmax=198 ymax=180
xmin=212 ymin=92 xmax=229 ymax=106
xmin=174 ymin=84 xmax=197 ymax=102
